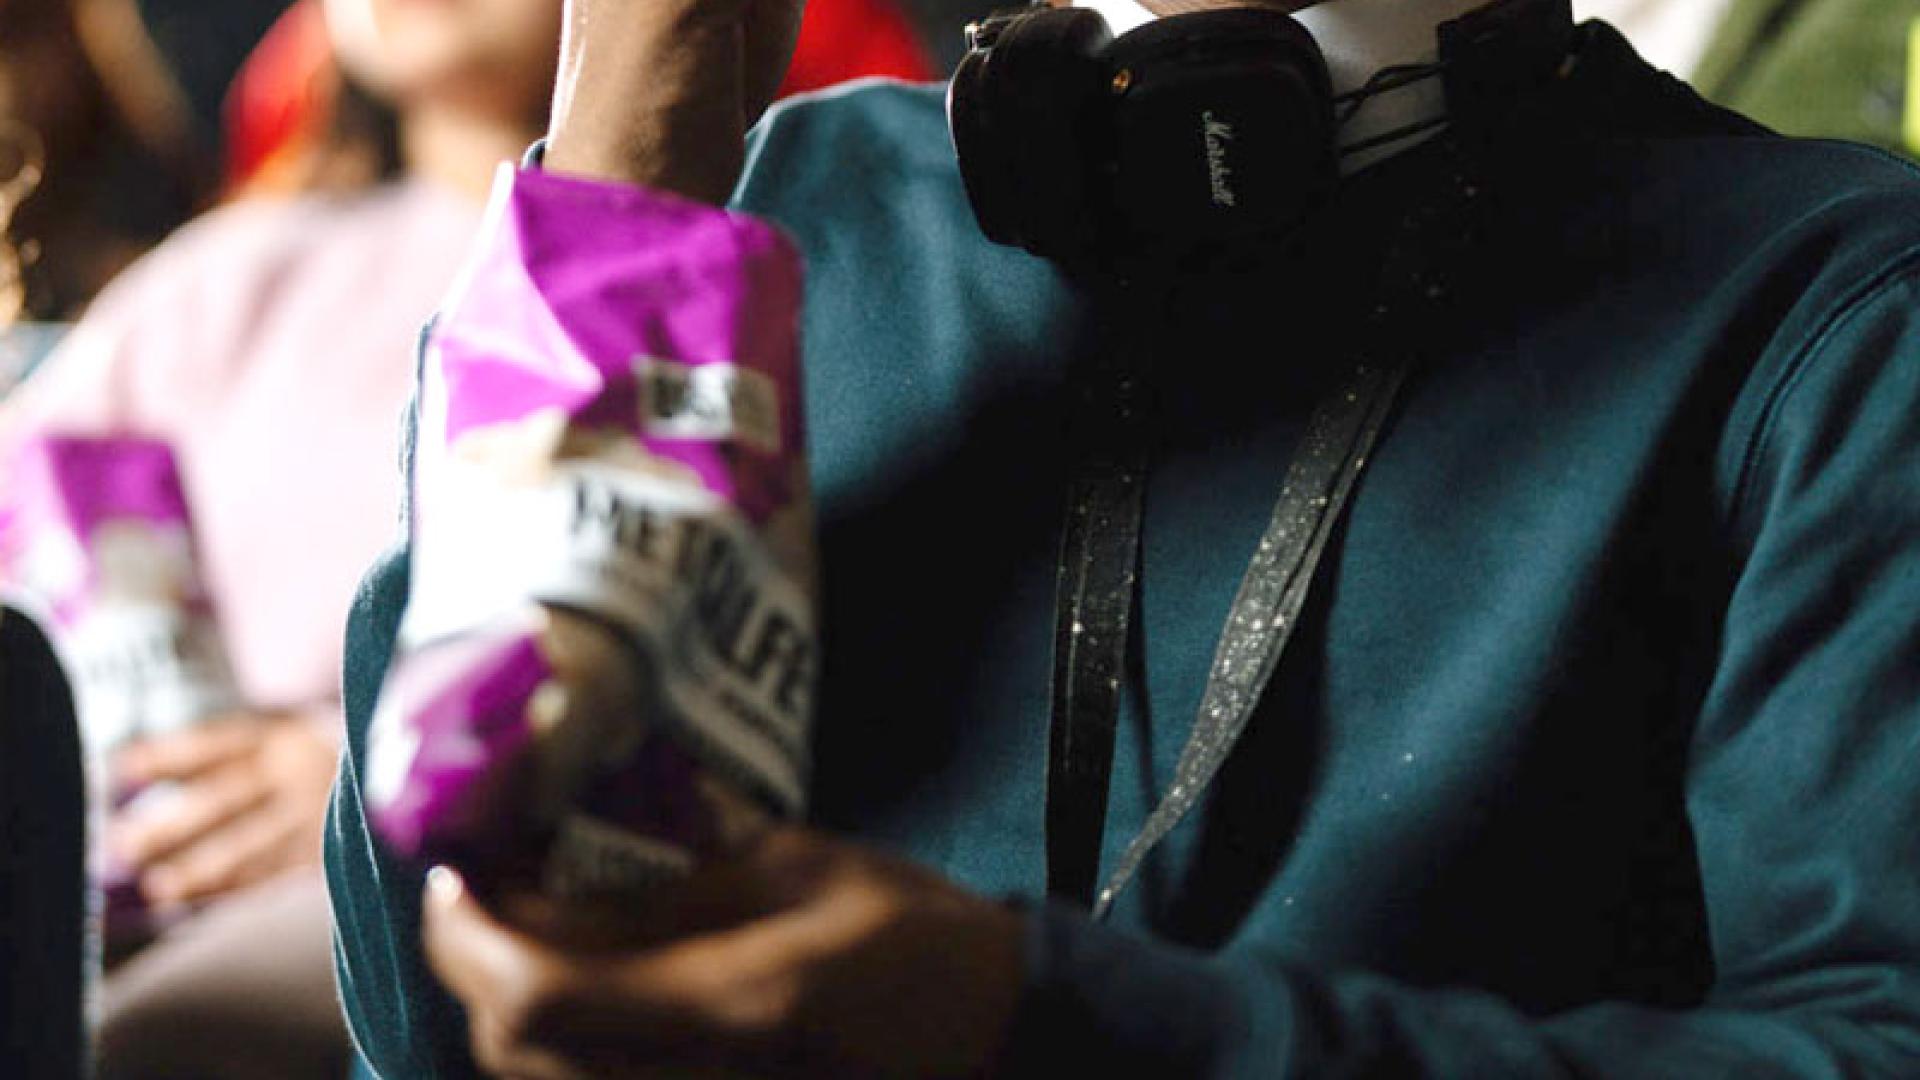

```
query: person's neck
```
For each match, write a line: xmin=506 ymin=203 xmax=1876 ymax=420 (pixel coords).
xmin=1090 ymin=0 xmax=1498 ymax=170
xmin=1290 ymin=0 xmax=1491 ymax=95
xmin=401 ymin=106 xmax=546 ymax=204
xmin=1297 ymin=0 xmax=1492 ymax=170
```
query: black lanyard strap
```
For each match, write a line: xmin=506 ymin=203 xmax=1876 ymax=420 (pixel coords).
xmin=1044 ymin=320 xmax=1405 ymax=915
xmin=1044 ymin=140 xmax=1493 ymax=916
xmin=1045 ymin=285 xmax=1157 ymax=907
xmin=1091 ymin=350 xmax=1409 ymax=915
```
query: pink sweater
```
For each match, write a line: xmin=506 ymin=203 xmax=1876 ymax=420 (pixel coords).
xmin=0 ymin=180 xmax=480 ymax=712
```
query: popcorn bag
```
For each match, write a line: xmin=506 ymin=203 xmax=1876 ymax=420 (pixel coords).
xmin=0 ymin=435 xmax=241 ymax=941
xmin=365 ymin=168 xmax=816 ymax=898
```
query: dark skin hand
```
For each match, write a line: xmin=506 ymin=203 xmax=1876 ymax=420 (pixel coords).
xmin=423 ymin=827 xmax=1026 ymax=1079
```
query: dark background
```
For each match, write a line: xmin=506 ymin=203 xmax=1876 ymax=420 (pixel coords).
xmin=903 ymin=0 xmax=1000 ymax=69
xmin=139 ymin=0 xmax=1000 ymax=148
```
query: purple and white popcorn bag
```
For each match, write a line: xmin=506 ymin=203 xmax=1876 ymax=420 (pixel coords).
xmin=0 ymin=434 xmax=240 ymax=941
xmin=365 ymin=166 xmax=816 ymax=897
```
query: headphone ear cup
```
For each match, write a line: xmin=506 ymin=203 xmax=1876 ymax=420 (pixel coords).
xmin=949 ymin=8 xmax=1113 ymax=259
xmin=947 ymin=49 xmax=1016 ymax=245
xmin=1103 ymin=9 xmax=1336 ymax=248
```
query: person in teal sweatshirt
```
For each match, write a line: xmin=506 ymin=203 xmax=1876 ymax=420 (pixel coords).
xmin=325 ymin=0 xmax=1920 ymax=1074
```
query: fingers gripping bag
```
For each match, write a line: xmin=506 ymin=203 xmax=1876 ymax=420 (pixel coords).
xmin=365 ymin=166 xmax=817 ymax=899
xmin=0 ymin=435 xmax=242 ymax=944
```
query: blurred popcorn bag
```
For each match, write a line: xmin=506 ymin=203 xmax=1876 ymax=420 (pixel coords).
xmin=0 ymin=435 xmax=239 ymax=752
xmin=0 ymin=435 xmax=241 ymax=939
xmin=366 ymin=166 xmax=816 ymax=898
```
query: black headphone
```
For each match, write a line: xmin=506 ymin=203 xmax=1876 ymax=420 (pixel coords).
xmin=947 ymin=0 xmax=1576 ymax=268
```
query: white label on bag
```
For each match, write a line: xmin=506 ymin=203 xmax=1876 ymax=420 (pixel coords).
xmin=403 ymin=456 xmax=814 ymax=813
xmin=637 ymin=357 xmax=783 ymax=455
xmin=65 ymin=605 xmax=239 ymax=752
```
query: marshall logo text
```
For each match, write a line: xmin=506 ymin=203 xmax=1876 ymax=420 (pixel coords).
xmin=1202 ymin=110 xmax=1238 ymax=209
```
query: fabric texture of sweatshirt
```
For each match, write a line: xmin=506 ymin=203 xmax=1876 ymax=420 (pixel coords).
xmin=327 ymin=21 xmax=1920 ymax=1076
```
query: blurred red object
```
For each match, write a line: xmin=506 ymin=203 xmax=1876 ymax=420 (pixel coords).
xmin=222 ymin=0 xmax=935 ymax=196
xmin=220 ymin=0 xmax=332 ymax=194
xmin=778 ymin=0 xmax=937 ymax=97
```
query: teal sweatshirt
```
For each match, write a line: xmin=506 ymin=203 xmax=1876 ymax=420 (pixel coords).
xmin=327 ymin=23 xmax=1920 ymax=1076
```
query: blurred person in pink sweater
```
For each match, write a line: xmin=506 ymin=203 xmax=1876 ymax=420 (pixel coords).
xmin=0 ymin=0 xmax=561 ymax=1072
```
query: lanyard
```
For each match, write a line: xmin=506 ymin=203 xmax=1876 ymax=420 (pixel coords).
xmin=1045 ymin=280 xmax=1157 ymax=908
xmin=1044 ymin=144 xmax=1489 ymax=915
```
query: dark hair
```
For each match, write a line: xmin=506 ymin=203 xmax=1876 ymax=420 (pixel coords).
xmin=1 ymin=0 xmax=205 ymax=321
xmin=0 ymin=128 xmax=45 ymax=326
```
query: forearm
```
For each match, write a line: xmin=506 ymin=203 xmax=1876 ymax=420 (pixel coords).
xmin=544 ymin=0 xmax=799 ymax=201
xmin=546 ymin=1 xmax=750 ymax=201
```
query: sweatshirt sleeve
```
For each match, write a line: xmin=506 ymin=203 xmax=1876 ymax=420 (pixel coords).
xmin=996 ymin=268 xmax=1920 ymax=1078
xmin=329 ymin=545 xmax=478 ymax=1077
